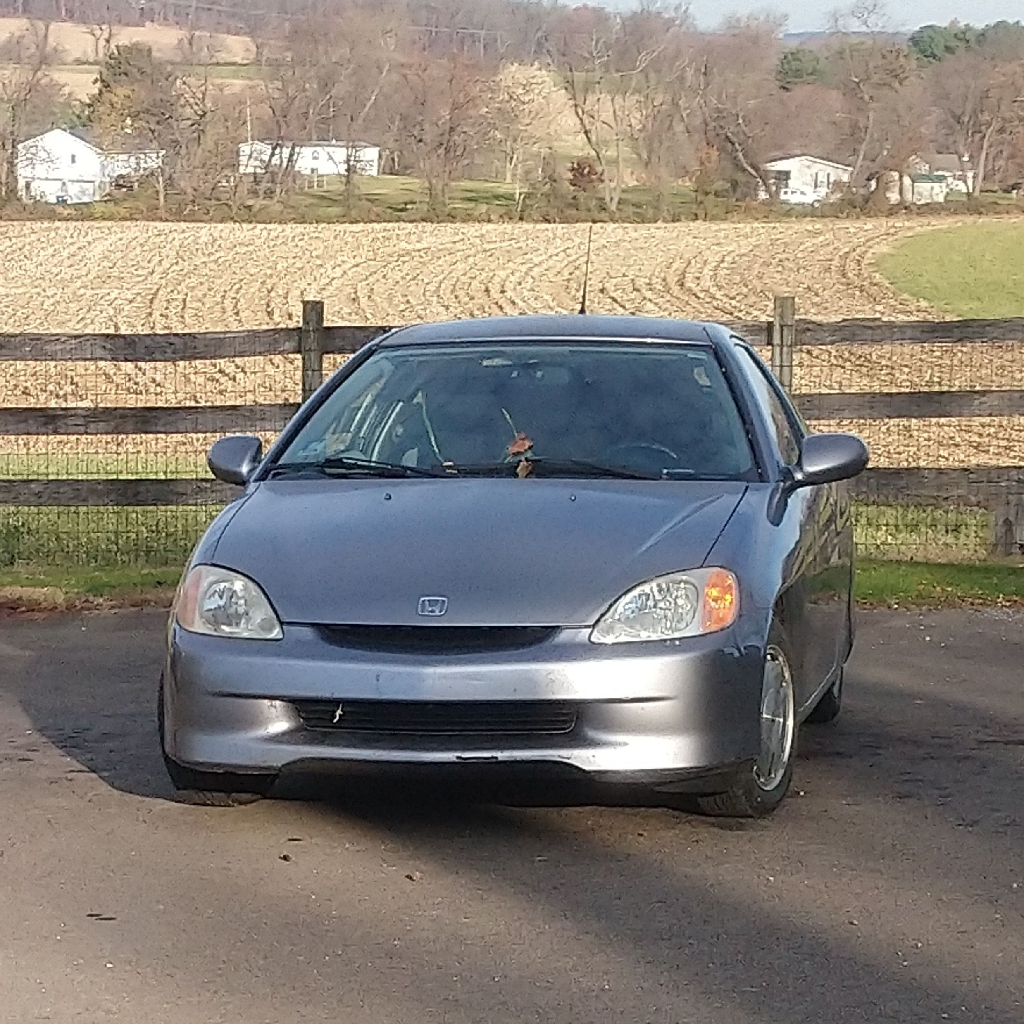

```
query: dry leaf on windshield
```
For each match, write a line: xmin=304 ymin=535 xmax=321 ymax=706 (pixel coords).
xmin=507 ymin=432 xmax=533 ymax=457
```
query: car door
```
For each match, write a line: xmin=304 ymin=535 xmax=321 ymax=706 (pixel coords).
xmin=732 ymin=344 xmax=847 ymax=706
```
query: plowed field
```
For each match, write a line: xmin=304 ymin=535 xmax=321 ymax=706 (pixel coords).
xmin=0 ymin=220 xmax=940 ymax=335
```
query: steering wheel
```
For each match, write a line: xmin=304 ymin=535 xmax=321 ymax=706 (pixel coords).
xmin=603 ymin=441 xmax=681 ymax=467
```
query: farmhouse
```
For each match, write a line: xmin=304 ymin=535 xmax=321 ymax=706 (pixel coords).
xmin=762 ymin=155 xmax=853 ymax=204
xmin=238 ymin=140 xmax=381 ymax=178
xmin=16 ymin=128 xmax=163 ymax=204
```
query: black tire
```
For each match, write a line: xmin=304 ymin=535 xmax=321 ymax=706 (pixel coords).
xmin=696 ymin=624 xmax=797 ymax=818
xmin=806 ymin=668 xmax=843 ymax=725
xmin=158 ymin=676 xmax=276 ymax=806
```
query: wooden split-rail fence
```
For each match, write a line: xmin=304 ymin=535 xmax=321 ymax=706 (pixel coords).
xmin=2 ymin=298 xmax=1024 ymax=556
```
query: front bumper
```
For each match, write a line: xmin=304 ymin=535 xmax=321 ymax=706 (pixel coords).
xmin=163 ymin=624 xmax=763 ymax=785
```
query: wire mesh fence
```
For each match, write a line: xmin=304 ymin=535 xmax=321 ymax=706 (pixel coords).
xmin=776 ymin=312 xmax=1024 ymax=561
xmin=1 ymin=302 xmax=1023 ymax=572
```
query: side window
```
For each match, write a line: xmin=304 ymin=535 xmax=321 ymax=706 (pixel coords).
xmin=733 ymin=345 xmax=802 ymax=467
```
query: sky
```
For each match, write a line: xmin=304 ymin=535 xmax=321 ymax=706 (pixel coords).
xmin=673 ymin=1 xmax=1024 ymax=33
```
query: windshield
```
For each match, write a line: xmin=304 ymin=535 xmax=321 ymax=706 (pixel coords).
xmin=273 ymin=341 xmax=757 ymax=481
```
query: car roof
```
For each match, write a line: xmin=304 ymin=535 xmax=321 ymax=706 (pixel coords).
xmin=377 ymin=314 xmax=734 ymax=348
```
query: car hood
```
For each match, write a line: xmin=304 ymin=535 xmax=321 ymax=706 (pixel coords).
xmin=211 ymin=478 xmax=747 ymax=627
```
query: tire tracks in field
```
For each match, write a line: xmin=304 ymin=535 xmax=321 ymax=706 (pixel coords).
xmin=0 ymin=217 xmax=993 ymax=335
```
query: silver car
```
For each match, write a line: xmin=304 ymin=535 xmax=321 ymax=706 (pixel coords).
xmin=160 ymin=315 xmax=867 ymax=817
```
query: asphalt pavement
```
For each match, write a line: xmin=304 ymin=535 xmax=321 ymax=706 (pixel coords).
xmin=1 ymin=607 xmax=1022 ymax=1024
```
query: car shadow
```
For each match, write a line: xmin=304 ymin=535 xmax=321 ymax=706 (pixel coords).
xmin=6 ymin=605 xmax=1024 ymax=1023
xmin=8 ymin=606 xmax=1024 ymax=862
xmin=3 ymin=608 xmax=176 ymax=800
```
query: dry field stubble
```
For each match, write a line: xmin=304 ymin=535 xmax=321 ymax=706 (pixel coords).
xmin=1 ymin=219 xmax=1021 ymax=470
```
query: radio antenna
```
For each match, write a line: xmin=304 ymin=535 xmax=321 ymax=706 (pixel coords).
xmin=578 ymin=224 xmax=594 ymax=315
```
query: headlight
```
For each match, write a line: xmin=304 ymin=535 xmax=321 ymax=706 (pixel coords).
xmin=175 ymin=565 xmax=283 ymax=640
xmin=590 ymin=568 xmax=738 ymax=644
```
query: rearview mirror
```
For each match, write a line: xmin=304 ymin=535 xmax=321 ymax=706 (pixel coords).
xmin=791 ymin=433 xmax=868 ymax=489
xmin=208 ymin=435 xmax=263 ymax=486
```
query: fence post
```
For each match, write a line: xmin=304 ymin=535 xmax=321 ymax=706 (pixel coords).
xmin=771 ymin=294 xmax=796 ymax=392
xmin=300 ymin=299 xmax=325 ymax=402
xmin=991 ymin=496 xmax=1024 ymax=557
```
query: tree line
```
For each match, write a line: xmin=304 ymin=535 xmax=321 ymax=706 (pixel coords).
xmin=1 ymin=0 xmax=1023 ymax=217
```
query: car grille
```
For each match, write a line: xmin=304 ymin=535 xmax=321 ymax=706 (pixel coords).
xmin=292 ymin=700 xmax=578 ymax=736
xmin=314 ymin=625 xmax=559 ymax=655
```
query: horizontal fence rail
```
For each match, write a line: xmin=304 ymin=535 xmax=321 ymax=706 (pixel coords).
xmin=0 ymin=404 xmax=300 ymax=435
xmin=3 ymin=469 xmax=1022 ymax=509
xmin=4 ymin=318 xmax=1024 ymax=362
xmin=794 ymin=390 xmax=1024 ymax=420
xmin=4 ymin=297 xmax=1024 ymax=565
xmin=5 ymin=388 xmax=1024 ymax=437
xmin=0 ymin=479 xmax=235 ymax=506
xmin=0 ymin=325 xmax=387 ymax=361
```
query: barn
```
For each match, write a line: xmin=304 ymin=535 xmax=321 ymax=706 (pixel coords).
xmin=17 ymin=128 xmax=164 ymax=204
xmin=238 ymin=140 xmax=381 ymax=179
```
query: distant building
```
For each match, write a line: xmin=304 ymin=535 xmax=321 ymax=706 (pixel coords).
xmin=238 ymin=141 xmax=381 ymax=178
xmin=761 ymin=155 xmax=854 ymax=204
xmin=17 ymin=128 xmax=163 ymax=204
xmin=870 ymin=169 xmax=950 ymax=206
xmin=911 ymin=153 xmax=975 ymax=195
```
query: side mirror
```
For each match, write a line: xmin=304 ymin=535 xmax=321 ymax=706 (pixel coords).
xmin=791 ymin=433 xmax=869 ymax=489
xmin=208 ymin=435 xmax=263 ymax=486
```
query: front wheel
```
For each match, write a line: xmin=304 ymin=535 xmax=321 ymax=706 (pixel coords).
xmin=158 ymin=677 xmax=277 ymax=806
xmin=697 ymin=626 xmax=797 ymax=818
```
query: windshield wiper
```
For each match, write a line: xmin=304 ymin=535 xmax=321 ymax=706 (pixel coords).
xmin=524 ymin=458 xmax=664 ymax=480
xmin=269 ymin=457 xmax=666 ymax=482
xmin=438 ymin=459 xmax=663 ymax=480
xmin=268 ymin=456 xmax=439 ymax=479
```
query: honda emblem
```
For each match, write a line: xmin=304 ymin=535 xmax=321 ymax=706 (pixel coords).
xmin=417 ymin=596 xmax=449 ymax=617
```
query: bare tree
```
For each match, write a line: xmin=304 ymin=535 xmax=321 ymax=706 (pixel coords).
xmin=553 ymin=9 xmax=651 ymax=214
xmin=249 ymin=5 xmax=397 ymax=202
xmin=974 ymin=62 xmax=1024 ymax=193
xmin=828 ymin=1 xmax=917 ymax=185
xmin=392 ymin=50 xmax=490 ymax=212
xmin=0 ymin=21 xmax=60 ymax=203
xmin=170 ymin=31 xmax=245 ymax=210
xmin=616 ymin=7 xmax=699 ymax=215
xmin=928 ymin=48 xmax=991 ymax=185
xmin=697 ymin=16 xmax=783 ymax=199
xmin=486 ymin=62 xmax=562 ymax=209
xmin=87 ymin=16 xmax=115 ymax=64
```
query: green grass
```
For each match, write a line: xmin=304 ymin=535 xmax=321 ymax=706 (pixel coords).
xmin=876 ymin=220 xmax=1024 ymax=318
xmin=45 ymin=174 xmax=734 ymax=224
xmin=0 ymin=500 xmax=996 ymax=569
xmin=0 ymin=564 xmax=182 ymax=601
xmin=855 ymin=560 xmax=1024 ymax=606
xmin=2 ymin=558 xmax=1021 ymax=610
xmin=0 ymin=506 xmax=215 ymax=569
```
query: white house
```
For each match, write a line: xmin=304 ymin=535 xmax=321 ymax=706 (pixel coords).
xmin=17 ymin=128 xmax=163 ymax=204
xmin=238 ymin=140 xmax=381 ymax=179
xmin=761 ymin=155 xmax=853 ymax=204
xmin=104 ymin=147 xmax=164 ymax=180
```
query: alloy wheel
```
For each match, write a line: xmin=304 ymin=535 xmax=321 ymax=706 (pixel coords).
xmin=754 ymin=644 xmax=795 ymax=791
